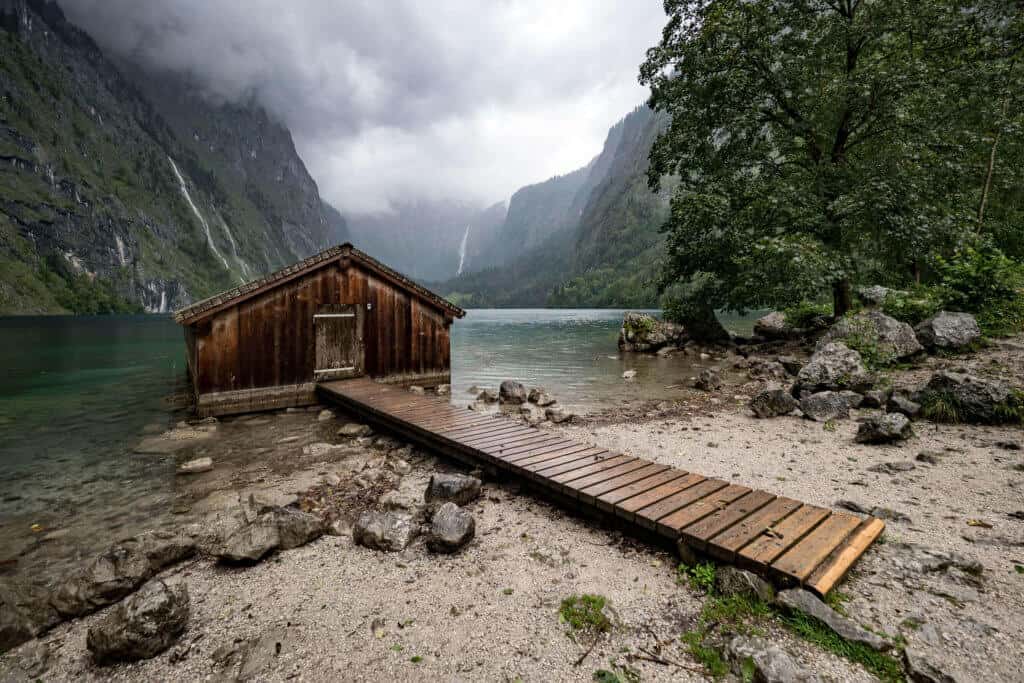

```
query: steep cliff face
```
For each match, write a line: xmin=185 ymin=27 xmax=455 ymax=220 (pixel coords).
xmin=0 ymin=0 xmax=334 ymax=314
xmin=439 ymin=105 xmax=672 ymax=307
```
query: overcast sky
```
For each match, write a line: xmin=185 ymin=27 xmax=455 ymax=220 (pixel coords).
xmin=58 ymin=1 xmax=666 ymax=213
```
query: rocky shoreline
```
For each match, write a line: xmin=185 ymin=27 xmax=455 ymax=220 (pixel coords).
xmin=1 ymin=311 xmax=1022 ymax=681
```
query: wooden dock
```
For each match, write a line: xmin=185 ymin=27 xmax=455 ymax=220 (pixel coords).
xmin=317 ymin=377 xmax=884 ymax=596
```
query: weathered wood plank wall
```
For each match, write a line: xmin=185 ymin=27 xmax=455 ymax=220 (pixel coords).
xmin=190 ymin=262 xmax=451 ymax=395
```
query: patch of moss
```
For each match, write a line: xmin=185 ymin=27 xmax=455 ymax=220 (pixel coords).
xmin=559 ymin=594 xmax=612 ymax=636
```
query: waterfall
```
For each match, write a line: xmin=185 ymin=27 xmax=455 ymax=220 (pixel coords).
xmin=218 ymin=214 xmax=250 ymax=281
xmin=168 ymin=157 xmax=232 ymax=274
xmin=114 ymin=235 xmax=128 ymax=266
xmin=456 ymin=223 xmax=471 ymax=276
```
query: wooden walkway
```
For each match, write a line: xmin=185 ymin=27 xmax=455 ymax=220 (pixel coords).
xmin=317 ymin=378 xmax=884 ymax=596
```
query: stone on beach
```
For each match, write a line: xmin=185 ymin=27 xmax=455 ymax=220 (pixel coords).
xmin=914 ymin=311 xmax=980 ymax=351
xmin=799 ymin=390 xmax=863 ymax=422
xmin=694 ymin=368 xmax=722 ymax=391
xmin=528 ymin=387 xmax=557 ymax=406
xmin=176 ymin=456 xmax=213 ymax=475
xmin=499 ymin=380 xmax=527 ymax=404
xmin=855 ymin=413 xmax=913 ymax=444
xmin=50 ymin=530 xmax=196 ymax=619
xmin=819 ymin=310 xmax=923 ymax=364
xmin=427 ymin=502 xmax=475 ymax=553
xmin=916 ymin=370 xmax=1021 ymax=424
xmin=86 ymin=579 xmax=189 ymax=664
xmin=749 ymin=385 xmax=798 ymax=418
xmin=352 ymin=511 xmax=417 ymax=552
xmin=545 ymin=406 xmax=575 ymax=424
xmin=425 ymin=473 xmax=481 ymax=508
xmin=337 ymin=423 xmax=372 ymax=438
xmin=796 ymin=342 xmax=873 ymax=393
xmin=618 ymin=311 xmax=687 ymax=352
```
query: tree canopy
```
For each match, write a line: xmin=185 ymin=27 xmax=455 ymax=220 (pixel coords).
xmin=641 ymin=0 xmax=1024 ymax=318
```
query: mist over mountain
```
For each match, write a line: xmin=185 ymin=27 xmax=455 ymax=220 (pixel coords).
xmin=0 ymin=0 xmax=338 ymax=313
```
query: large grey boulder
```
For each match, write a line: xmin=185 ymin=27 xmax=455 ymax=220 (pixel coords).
xmin=618 ymin=312 xmax=688 ymax=352
xmin=916 ymin=370 xmax=1022 ymax=424
xmin=86 ymin=579 xmax=189 ymax=664
xmin=499 ymin=380 xmax=528 ymax=405
xmin=750 ymin=385 xmax=798 ymax=418
xmin=914 ymin=311 xmax=980 ymax=351
xmin=50 ymin=531 xmax=195 ymax=618
xmin=796 ymin=342 xmax=873 ymax=393
xmin=856 ymin=285 xmax=906 ymax=307
xmin=353 ymin=511 xmax=417 ymax=552
xmin=819 ymin=310 xmax=923 ymax=364
xmin=776 ymin=588 xmax=888 ymax=651
xmin=800 ymin=390 xmax=863 ymax=422
xmin=855 ymin=413 xmax=913 ymax=444
xmin=728 ymin=636 xmax=822 ymax=683
xmin=425 ymin=473 xmax=482 ymax=507
xmin=427 ymin=502 xmax=476 ymax=553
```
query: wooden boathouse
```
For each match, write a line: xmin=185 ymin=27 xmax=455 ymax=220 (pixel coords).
xmin=174 ymin=243 xmax=465 ymax=417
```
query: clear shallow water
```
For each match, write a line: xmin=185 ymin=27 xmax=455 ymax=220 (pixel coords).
xmin=0 ymin=309 xmax=755 ymax=580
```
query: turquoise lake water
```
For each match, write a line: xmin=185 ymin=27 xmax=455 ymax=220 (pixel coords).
xmin=0 ymin=309 xmax=755 ymax=580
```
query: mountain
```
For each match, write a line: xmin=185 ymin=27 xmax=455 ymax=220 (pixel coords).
xmin=439 ymin=104 xmax=672 ymax=307
xmin=346 ymin=198 xmax=504 ymax=282
xmin=0 ymin=0 xmax=335 ymax=314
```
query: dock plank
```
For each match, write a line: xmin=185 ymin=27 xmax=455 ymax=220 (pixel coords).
xmin=315 ymin=378 xmax=882 ymax=595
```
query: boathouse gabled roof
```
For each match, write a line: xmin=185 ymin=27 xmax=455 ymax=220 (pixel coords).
xmin=173 ymin=243 xmax=465 ymax=325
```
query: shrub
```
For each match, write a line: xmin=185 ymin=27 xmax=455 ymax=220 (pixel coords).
xmin=782 ymin=300 xmax=832 ymax=329
xmin=881 ymin=288 xmax=943 ymax=325
xmin=559 ymin=594 xmax=612 ymax=636
xmin=934 ymin=242 xmax=1024 ymax=337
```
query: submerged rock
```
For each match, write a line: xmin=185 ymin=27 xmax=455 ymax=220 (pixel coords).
xmin=694 ymin=368 xmax=722 ymax=391
xmin=618 ymin=312 xmax=688 ymax=352
xmin=428 ymin=502 xmax=475 ymax=553
xmin=856 ymin=413 xmax=913 ymax=444
xmin=352 ymin=511 xmax=416 ymax=552
xmin=528 ymin=387 xmax=557 ymax=406
xmin=800 ymin=390 xmax=863 ymax=422
xmin=749 ymin=386 xmax=798 ymax=418
xmin=87 ymin=579 xmax=189 ymax=664
xmin=50 ymin=531 xmax=195 ymax=618
xmin=914 ymin=311 xmax=980 ymax=351
xmin=425 ymin=473 xmax=481 ymax=507
xmin=796 ymin=342 xmax=873 ymax=393
xmin=819 ymin=310 xmax=923 ymax=364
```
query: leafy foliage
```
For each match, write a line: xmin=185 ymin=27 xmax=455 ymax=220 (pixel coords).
xmin=677 ymin=562 xmax=716 ymax=593
xmin=783 ymin=301 xmax=833 ymax=329
xmin=642 ymin=0 xmax=1024 ymax=319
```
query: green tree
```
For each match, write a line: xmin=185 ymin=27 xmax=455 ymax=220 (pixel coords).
xmin=641 ymin=0 xmax=1023 ymax=317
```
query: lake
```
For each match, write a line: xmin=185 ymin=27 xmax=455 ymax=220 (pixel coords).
xmin=0 ymin=309 xmax=755 ymax=581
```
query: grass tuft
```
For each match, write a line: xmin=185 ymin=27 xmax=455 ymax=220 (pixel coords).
xmin=778 ymin=610 xmax=904 ymax=682
xmin=560 ymin=594 xmax=613 ymax=636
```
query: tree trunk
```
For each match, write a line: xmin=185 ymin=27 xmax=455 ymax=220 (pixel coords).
xmin=832 ymin=279 xmax=853 ymax=318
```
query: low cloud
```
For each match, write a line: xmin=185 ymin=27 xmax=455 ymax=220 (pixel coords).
xmin=58 ymin=1 xmax=665 ymax=212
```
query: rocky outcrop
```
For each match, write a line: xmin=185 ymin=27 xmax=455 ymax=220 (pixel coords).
xmin=800 ymin=391 xmax=863 ymax=422
xmin=749 ymin=386 xmax=798 ymax=418
xmin=86 ymin=579 xmax=189 ymax=664
xmin=0 ymin=581 xmax=61 ymax=651
xmin=427 ymin=503 xmax=476 ymax=553
xmin=352 ymin=511 xmax=417 ymax=552
xmin=855 ymin=414 xmax=913 ymax=444
xmin=916 ymin=370 xmax=1022 ymax=424
xmin=796 ymin=343 xmax=872 ymax=393
xmin=50 ymin=531 xmax=195 ymax=619
xmin=618 ymin=312 xmax=687 ymax=352
xmin=819 ymin=310 xmax=923 ymax=364
xmin=914 ymin=311 xmax=981 ymax=351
